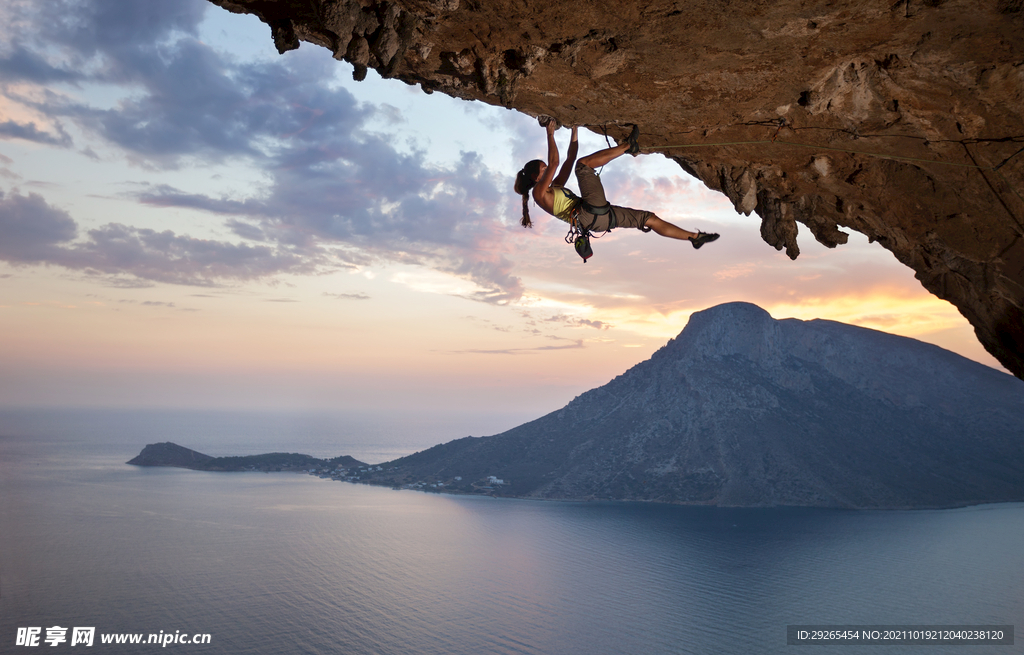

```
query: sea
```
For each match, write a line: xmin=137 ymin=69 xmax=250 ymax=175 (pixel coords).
xmin=1 ymin=408 xmax=1021 ymax=654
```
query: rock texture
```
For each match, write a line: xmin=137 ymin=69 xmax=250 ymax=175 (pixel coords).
xmin=370 ymin=303 xmax=1024 ymax=508
xmin=208 ymin=0 xmax=1024 ymax=378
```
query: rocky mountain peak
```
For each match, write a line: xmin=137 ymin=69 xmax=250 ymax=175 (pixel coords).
xmin=666 ymin=301 xmax=783 ymax=367
xmin=368 ymin=303 xmax=1024 ymax=508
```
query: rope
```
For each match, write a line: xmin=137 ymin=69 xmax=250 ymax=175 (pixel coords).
xmin=589 ymin=121 xmax=1019 ymax=229
xmin=597 ymin=125 xmax=612 ymax=176
xmin=588 ymin=120 xmax=1022 ymax=173
xmin=644 ymin=135 xmax=1024 ymax=232
xmin=996 ymin=167 xmax=1024 ymax=210
xmin=644 ymin=139 xmax=997 ymax=170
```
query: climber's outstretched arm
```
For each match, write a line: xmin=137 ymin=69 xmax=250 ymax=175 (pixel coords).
xmin=532 ymin=121 xmax=559 ymax=203
xmin=552 ymin=126 xmax=578 ymax=188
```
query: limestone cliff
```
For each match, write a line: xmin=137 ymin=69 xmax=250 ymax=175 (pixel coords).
xmin=208 ymin=0 xmax=1024 ymax=378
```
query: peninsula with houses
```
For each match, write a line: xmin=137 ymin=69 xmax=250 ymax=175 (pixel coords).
xmin=130 ymin=304 xmax=1024 ymax=509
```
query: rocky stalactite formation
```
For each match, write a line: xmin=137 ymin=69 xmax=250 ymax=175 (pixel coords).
xmin=209 ymin=0 xmax=1024 ymax=377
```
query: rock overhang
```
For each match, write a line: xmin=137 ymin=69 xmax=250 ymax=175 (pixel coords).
xmin=208 ymin=0 xmax=1024 ymax=378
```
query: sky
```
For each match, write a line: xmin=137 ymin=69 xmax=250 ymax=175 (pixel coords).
xmin=0 ymin=0 xmax=1006 ymax=426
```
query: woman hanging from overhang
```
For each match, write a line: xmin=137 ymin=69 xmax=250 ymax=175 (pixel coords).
xmin=514 ymin=119 xmax=719 ymax=258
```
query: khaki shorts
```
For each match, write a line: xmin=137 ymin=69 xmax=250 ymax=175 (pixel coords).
xmin=575 ymin=162 xmax=652 ymax=232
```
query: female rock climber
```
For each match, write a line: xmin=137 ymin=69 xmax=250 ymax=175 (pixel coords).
xmin=514 ymin=119 xmax=720 ymax=249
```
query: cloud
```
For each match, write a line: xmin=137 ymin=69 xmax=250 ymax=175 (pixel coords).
xmin=1 ymin=0 xmax=525 ymax=301
xmin=2 ymin=0 xmax=266 ymax=161
xmin=32 ymin=40 xmax=278 ymax=163
xmin=0 ymin=191 xmax=327 ymax=286
xmin=0 ymin=191 xmax=78 ymax=262
xmin=0 ymin=45 xmax=81 ymax=84
xmin=72 ymin=222 xmax=318 ymax=285
xmin=544 ymin=313 xmax=610 ymax=330
xmin=123 ymin=58 xmax=523 ymax=300
xmin=136 ymin=141 xmax=523 ymax=300
xmin=0 ymin=119 xmax=72 ymax=146
xmin=0 ymin=0 xmax=208 ymax=82
xmin=452 ymin=340 xmax=585 ymax=355
xmin=56 ymin=0 xmax=207 ymax=60
xmin=138 ymin=185 xmax=265 ymax=214
xmin=323 ymin=292 xmax=370 ymax=300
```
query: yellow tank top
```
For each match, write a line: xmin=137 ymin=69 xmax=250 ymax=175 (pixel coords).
xmin=551 ymin=186 xmax=578 ymax=223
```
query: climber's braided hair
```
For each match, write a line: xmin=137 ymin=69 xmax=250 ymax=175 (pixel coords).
xmin=514 ymin=159 xmax=543 ymax=228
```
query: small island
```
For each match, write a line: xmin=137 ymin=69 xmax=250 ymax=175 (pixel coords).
xmin=128 ymin=441 xmax=366 ymax=473
xmin=128 ymin=442 xmax=501 ymax=494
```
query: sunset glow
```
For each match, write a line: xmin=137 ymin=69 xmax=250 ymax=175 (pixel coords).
xmin=0 ymin=2 xmax=1005 ymax=420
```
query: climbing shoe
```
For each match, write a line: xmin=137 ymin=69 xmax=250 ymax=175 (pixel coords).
xmin=625 ymin=124 xmax=640 ymax=156
xmin=690 ymin=231 xmax=720 ymax=249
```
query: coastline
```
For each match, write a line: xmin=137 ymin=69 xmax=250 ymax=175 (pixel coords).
xmin=128 ymin=443 xmax=1024 ymax=512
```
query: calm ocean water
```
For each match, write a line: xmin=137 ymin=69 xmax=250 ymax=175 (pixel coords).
xmin=1 ymin=409 xmax=1022 ymax=654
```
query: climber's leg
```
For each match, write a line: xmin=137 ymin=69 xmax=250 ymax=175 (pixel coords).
xmin=578 ymin=142 xmax=630 ymax=170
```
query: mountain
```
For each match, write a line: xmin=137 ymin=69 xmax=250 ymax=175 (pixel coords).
xmin=368 ymin=303 xmax=1024 ymax=508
